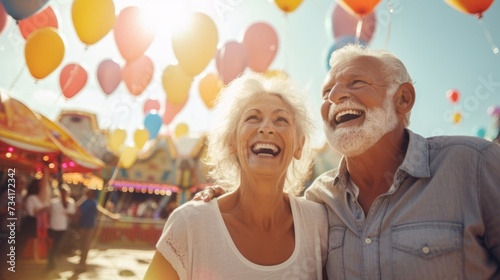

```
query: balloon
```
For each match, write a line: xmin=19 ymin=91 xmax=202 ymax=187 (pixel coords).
xmin=198 ymin=73 xmax=223 ymax=109
xmin=172 ymin=13 xmax=218 ymax=76
xmin=215 ymin=41 xmax=248 ymax=85
xmin=0 ymin=2 xmax=9 ymax=35
xmin=325 ymin=36 xmax=367 ymax=70
xmin=487 ymin=105 xmax=500 ymax=117
xmin=452 ymin=111 xmax=462 ymax=124
xmin=143 ymin=98 xmax=161 ymax=114
xmin=134 ymin=128 xmax=149 ymax=150
xmin=144 ymin=111 xmax=163 ymax=139
xmin=18 ymin=5 xmax=58 ymax=39
xmin=332 ymin=4 xmax=376 ymax=44
xmin=97 ymin=59 xmax=121 ymax=95
xmin=474 ymin=127 xmax=486 ymax=138
xmin=175 ymin=123 xmax=189 ymax=138
xmin=162 ymin=64 xmax=193 ymax=105
xmin=25 ymin=27 xmax=65 ymax=80
xmin=122 ymin=55 xmax=154 ymax=97
xmin=72 ymin=0 xmax=115 ymax=45
xmin=0 ymin=0 xmax=49 ymax=20
xmin=444 ymin=0 xmax=494 ymax=18
xmin=446 ymin=89 xmax=460 ymax=104
xmin=108 ymin=128 xmax=126 ymax=153
xmin=60 ymin=63 xmax=88 ymax=99
xmin=119 ymin=146 xmax=138 ymax=168
xmin=242 ymin=22 xmax=279 ymax=73
xmin=163 ymin=99 xmax=187 ymax=125
xmin=338 ymin=0 xmax=381 ymax=16
xmin=114 ymin=6 xmax=156 ymax=62
xmin=274 ymin=0 xmax=303 ymax=13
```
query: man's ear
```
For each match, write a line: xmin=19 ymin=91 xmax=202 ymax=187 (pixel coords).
xmin=293 ymin=135 xmax=305 ymax=160
xmin=394 ymin=82 xmax=415 ymax=115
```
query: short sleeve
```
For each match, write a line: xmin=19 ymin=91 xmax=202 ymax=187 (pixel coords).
xmin=156 ymin=209 xmax=189 ymax=280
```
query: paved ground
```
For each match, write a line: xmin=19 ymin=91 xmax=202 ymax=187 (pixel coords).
xmin=4 ymin=244 xmax=155 ymax=280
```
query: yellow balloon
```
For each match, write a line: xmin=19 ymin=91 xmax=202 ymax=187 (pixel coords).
xmin=25 ymin=27 xmax=65 ymax=80
xmin=274 ymin=0 xmax=304 ymax=13
xmin=72 ymin=0 xmax=115 ymax=45
xmin=172 ymin=13 xmax=218 ymax=76
xmin=452 ymin=111 xmax=462 ymax=124
xmin=198 ymin=73 xmax=223 ymax=109
xmin=119 ymin=146 xmax=138 ymax=168
xmin=134 ymin=128 xmax=149 ymax=150
xmin=175 ymin=123 xmax=189 ymax=138
xmin=108 ymin=128 xmax=126 ymax=154
xmin=162 ymin=64 xmax=193 ymax=105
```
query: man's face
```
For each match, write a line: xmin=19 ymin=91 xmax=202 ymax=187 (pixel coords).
xmin=321 ymin=56 xmax=398 ymax=156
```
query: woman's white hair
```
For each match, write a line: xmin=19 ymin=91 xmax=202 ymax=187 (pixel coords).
xmin=329 ymin=44 xmax=414 ymax=127
xmin=204 ymin=72 xmax=316 ymax=195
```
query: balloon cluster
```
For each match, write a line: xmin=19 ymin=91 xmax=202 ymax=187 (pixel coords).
xmin=446 ymin=88 xmax=462 ymax=124
xmin=325 ymin=0 xmax=379 ymax=70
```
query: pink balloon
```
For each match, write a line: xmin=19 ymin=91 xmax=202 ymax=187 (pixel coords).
xmin=18 ymin=5 xmax=59 ymax=39
xmin=242 ymin=22 xmax=279 ymax=73
xmin=215 ymin=41 xmax=248 ymax=85
xmin=163 ymin=98 xmax=187 ymax=125
xmin=0 ymin=2 xmax=9 ymax=35
xmin=332 ymin=4 xmax=376 ymax=44
xmin=114 ymin=6 xmax=155 ymax=62
xmin=121 ymin=55 xmax=154 ymax=97
xmin=59 ymin=63 xmax=88 ymax=99
xmin=143 ymin=98 xmax=160 ymax=114
xmin=97 ymin=59 xmax=121 ymax=95
xmin=487 ymin=105 xmax=500 ymax=117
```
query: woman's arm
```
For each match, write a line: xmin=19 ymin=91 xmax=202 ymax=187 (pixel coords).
xmin=143 ymin=251 xmax=180 ymax=280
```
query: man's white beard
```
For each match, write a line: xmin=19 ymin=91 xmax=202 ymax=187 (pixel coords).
xmin=323 ymin=96 xmax=398 ymax=157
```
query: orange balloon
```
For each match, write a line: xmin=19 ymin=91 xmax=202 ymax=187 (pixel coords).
xmin=338 ymin=0 xmax=381 ymax=16
xmin=24 ymin=27 xmax=65 ymax=80
xmin=162 ymin=64 xmax=193 ymax=105
xmin=114 ymin=6 xmax=155 ymax=62
xmin=274 ymin=0 xmax=303 ymax=13
xmin=163 ymin=98 xmax=187 ymax=125
xmin=121 ymin=55 xmax=154 ymax=96
xmin=198 ymin=73 xmax=223 ymax=109
xmin=444 ymin=0 xmax=494 ymax=18
xmin=59 ymin=63 xmax=88 ymax=99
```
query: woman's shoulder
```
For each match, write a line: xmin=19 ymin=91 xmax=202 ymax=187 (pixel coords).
xmin=290 ymin=195 xmax=327 ymax=216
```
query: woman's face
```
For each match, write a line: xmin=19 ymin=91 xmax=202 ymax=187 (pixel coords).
xmin=233 ymin=94 xmax=302 ymax=179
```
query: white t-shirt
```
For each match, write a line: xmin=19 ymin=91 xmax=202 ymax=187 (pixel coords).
xmin=49 ymin=197 xmax=76 ymax=231
xmin=25 ymin=195 xmax=44 ymax=217
xmin=156 ymin=194 xmax=328 ymax=280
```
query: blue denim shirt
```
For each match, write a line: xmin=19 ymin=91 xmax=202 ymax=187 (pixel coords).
xmin=306 ymin=129 xmax=500 ymax=280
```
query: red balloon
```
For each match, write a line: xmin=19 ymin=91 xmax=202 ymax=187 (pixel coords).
xmin=446 ymin=89 xmax=460 ymax=104
xmin=0 ymin=2 xmax=9 ymax=35
xmin=97 ymin=59 xmax=121 ymax=95
xmin=332 ymin=4 xmax=376 ymax=44
xmin=215 ymin=41 xmax=248 ymax=85
xmin=121 ymin=55 xmax=154 ymax=97
xmin=60 ymin=63 xmax=88 ymax=99
xmin=18 ymin=5 xmax=58 ymax=39
xmin=114 ymin=6 xmax=156 ymax=62
xmin=143 ymin=98 xmax=160 ymax=114
xmin=242 ymin=22 xmax=279 ymax=73
xmin=163 ymin=98 xmax=187 ymax=125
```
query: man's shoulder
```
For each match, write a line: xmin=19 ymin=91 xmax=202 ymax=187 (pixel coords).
xmin=427 ymin=134 xmax=496 ymax=152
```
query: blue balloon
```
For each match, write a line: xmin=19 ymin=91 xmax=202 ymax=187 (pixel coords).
xmin=1 ymin=0 xmax=49 ymax=20
xmin=325 ymin=36 xmax=368 ymax=70
xmin=474 ymin=127 xmax=487 ymax=138
xmin=144 ymin=112 xmax=162 ymax=139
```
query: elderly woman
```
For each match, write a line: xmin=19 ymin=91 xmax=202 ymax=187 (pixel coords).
xmin=144 ymin=73 xmax=327 ymax=279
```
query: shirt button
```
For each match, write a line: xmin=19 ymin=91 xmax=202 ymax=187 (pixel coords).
xmin=365 ymin=237 xmax=372 ymax=245
xmin=421 ymin=246 xmax=430 ymax=254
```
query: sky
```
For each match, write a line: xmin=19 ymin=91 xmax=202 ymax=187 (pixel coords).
xmin=1 ymin=0 xmax=500 ymax=150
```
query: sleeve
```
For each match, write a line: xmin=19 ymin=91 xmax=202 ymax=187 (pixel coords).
xmin=67 ymin=200 xmax=76 ymax=215
xmin=480 ymin=142 xmax=500 ymax=264
xmin=156 ymin=208 xmax=189 ymax=280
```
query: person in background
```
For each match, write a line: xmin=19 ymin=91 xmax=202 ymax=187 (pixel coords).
xmin=144 ymin=73 xmax=328 ymax=279
xmin=196 ymin=44 xmax=500 ymax=279
xmin=46 ymin=184 xmax=75 ymax=271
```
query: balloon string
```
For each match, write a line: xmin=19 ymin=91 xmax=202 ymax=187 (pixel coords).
xmin=478 ymin=18 xmax=499 ymax=54
xmin=283 ymin=12 xmax=289 ymax=72
xmin=8 ymin=66 xmax=25 ymax=91
xmin=384 ymin=0 xmax=394 ymax=48
xmin=355 ymin=17 xmax=363 ymax=44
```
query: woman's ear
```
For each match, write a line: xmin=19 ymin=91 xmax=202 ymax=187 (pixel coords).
xmin=293 ymin=135 xmax=305 ymax=160
xmin=395 ymin=82 xmax=415 ymax=115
